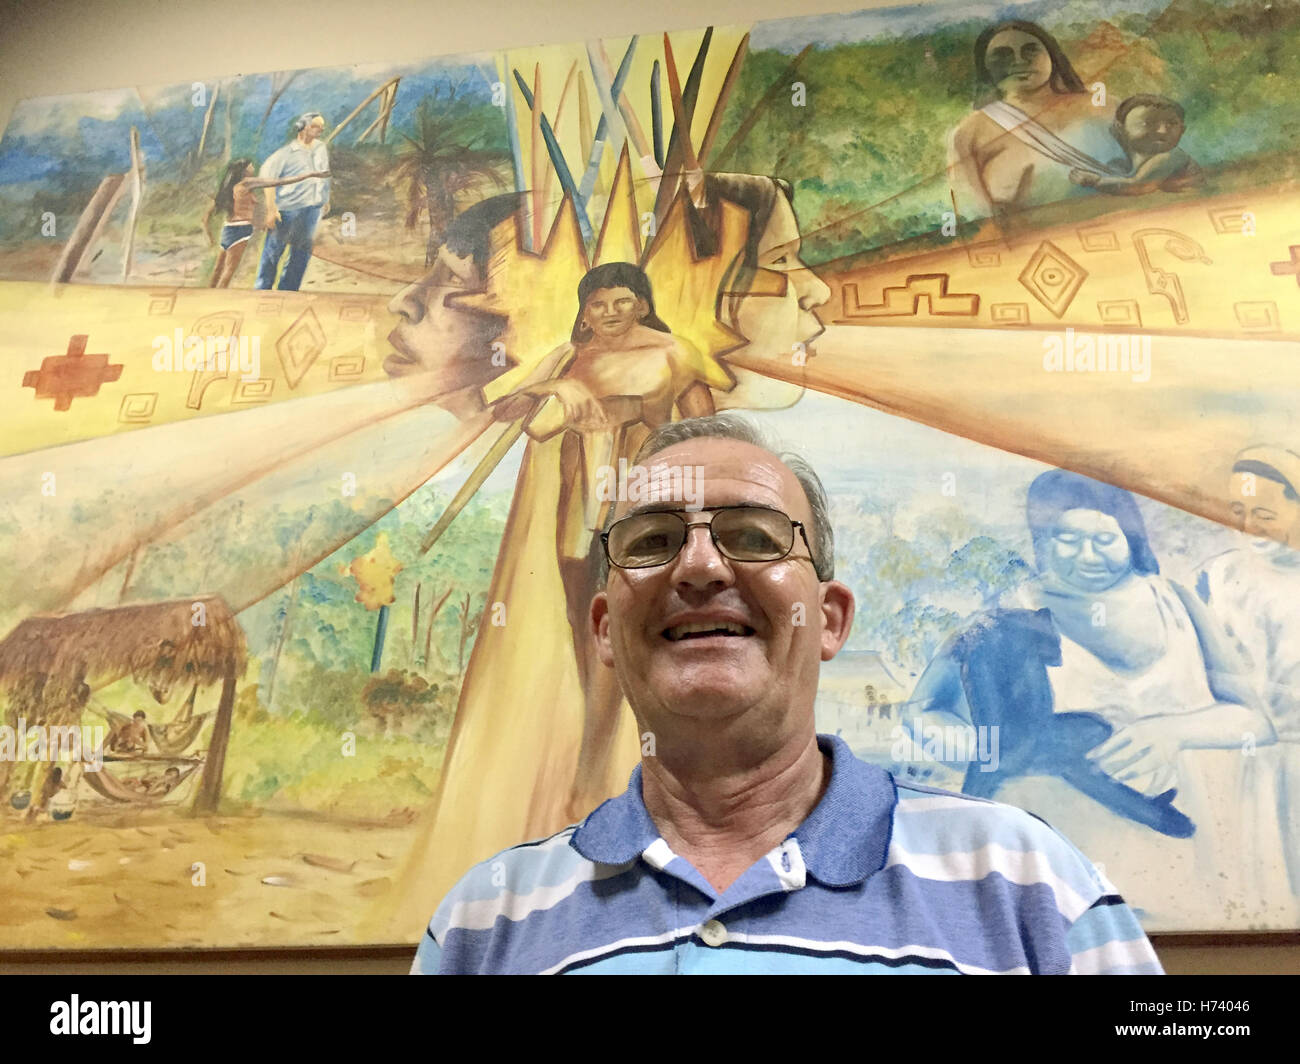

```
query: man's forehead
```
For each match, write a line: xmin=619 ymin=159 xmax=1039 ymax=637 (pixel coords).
xmin=616 ymin=438 xmax=808 ymax=515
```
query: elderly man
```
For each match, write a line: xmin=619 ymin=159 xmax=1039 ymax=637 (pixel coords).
xmin=255 ymin=111 xmax=330 ymax=291
xmin=412 ymin=413 xmax=1162 ymax=974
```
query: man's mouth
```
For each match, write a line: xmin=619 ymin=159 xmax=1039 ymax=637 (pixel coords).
xmin=663 ymin=622 xmax=756 ymax=641
xmin=383 ymin=353 xmax=415 ymax=377
xmin=384 ymin=332 xmax=418 ymax=376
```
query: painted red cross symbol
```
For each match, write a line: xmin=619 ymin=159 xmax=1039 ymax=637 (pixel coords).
xmin=21 ymin=334 xmax=123 ymax=411
xmin=1269 ymin=246 xmax=1300 ymax=287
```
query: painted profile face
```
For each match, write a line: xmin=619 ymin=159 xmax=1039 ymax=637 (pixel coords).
xmin=1121 ymin=105 xmax=1184 ymax=156
xmin=301 ymin=116 xmax=326 ymax=143
xmin=1047 ymin=508 xmax=1133 ymax=592
xmin=985 ymin=29 xmax=1054 ymax=96
xmin=384 ymin=247 xmax=504 ymax=390
xmin=1228 ymin=472 xmax=1299 ymax=553
xmin=244 ymin=163 xmax=256 ymax=179
xmin=730 ymin=193 xmax=831 ymax=360
xmin=582 ymin=285 xmax=648 ymax=341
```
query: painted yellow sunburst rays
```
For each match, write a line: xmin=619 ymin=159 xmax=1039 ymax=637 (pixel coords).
xmin=642 ymin=183 xmax=749 ymax=372
xmin=450 ymin=147 xmax=749 ymax=404
xmin=590 ymin=144 xmax=643 ymax=267
xmin=449 ymin=199 xmax=588 ymax=403
xmin=592 ymin=143 xmax=747 ymax=392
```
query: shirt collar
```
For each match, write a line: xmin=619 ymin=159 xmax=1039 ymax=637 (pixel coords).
xmin=570 ymin=732 xmax=897 ymax=887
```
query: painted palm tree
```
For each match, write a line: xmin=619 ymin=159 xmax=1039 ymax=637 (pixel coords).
xmin=391 ymin=88 xmax=511 ymax=265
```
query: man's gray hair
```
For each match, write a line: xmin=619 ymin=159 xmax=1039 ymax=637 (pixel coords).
xmin=595 ymin=412 xmax=835 ymax=584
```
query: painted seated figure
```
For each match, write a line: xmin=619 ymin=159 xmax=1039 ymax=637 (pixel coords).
xmin=908 ymin=469 xmax=1271 ymax=842
xmin=107 ymin=710 xmax=149 ymax=756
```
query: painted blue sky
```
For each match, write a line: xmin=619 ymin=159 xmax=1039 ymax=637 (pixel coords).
xmin=750 ymin=0 xmax=1170 ymax=51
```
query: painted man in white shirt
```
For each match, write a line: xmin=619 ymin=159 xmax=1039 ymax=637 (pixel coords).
xmin=255 ymin=111 xmax=331 ymax=291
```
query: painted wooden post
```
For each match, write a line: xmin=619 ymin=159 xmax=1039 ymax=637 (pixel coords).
xmin=121 ymin=127 xmax=145 ymax=281
xmin=50 ymin=173 xmax=126 ymax=283
xmin=193 ymin=663 xmax=236 ymax=815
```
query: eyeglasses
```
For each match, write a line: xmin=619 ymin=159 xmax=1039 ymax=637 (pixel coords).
xmin=601 ymin=505 xmax=818 ymax=573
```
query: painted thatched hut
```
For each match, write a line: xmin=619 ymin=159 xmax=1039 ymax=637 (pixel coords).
xmin=0 ymin=595 xmax=247 ymax=814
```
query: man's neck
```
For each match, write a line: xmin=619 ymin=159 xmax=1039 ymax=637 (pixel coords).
xmin=640 ymin=730 xmax=830 ymax=893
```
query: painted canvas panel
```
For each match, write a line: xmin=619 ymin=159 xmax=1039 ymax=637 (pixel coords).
xmin=0 ymin=0 xmax=1297 ymax=947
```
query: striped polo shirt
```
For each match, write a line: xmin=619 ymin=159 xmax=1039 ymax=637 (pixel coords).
xmin=411 ymin=733 xmax=1163 ymax=974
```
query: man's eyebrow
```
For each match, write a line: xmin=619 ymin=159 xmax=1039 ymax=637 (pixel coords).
xmin=619 ymin=502 xmax=771 ymax=518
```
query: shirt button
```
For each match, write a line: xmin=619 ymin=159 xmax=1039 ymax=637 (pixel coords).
xmin=700 ymin=920 xmax=727 ymax=947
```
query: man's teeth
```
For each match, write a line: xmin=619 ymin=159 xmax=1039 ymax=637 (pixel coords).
xmin=665 ymin=622 xmax=751 ymax=640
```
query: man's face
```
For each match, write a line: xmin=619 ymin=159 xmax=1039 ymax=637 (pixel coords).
xmin=1121 ymin=105 xmax=1183 ymax=156
xmin=730 ymin=193 xmax=830 ymax=362
xmin=583 ymin=286 xmax=647 ymax=340
xmin=591 ymin=438 xmax=854 ymax=735
xmin=300 ymin=117 xmax=325 ymax=143
xmin=1229 ymin=472 xmax=1300 ymax=553
xmin=385 ymin=247 xmax=504 ymax=391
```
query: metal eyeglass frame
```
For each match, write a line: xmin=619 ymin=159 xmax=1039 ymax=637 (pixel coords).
xmin=600 ymin=504 xmax=819 ymax=574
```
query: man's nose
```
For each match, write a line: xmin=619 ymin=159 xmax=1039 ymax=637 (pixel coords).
xmin=672 ymin=524 xmax=732 ymax=585
xmin=794 ymin=271 xmax=831 ymax=311
xmin=1078 ymin=538 xmax=1101 ymax=562
xmin=387 ymin=281 xmax=423 ymax=322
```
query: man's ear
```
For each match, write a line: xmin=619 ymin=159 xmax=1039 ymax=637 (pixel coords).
xmin=591 ymin=590 xmax=616 ymax=668
xmin=635 ymin=296 xmax=651 ymax=321
xmin=818 ymin=581 xmax=856 ymax=662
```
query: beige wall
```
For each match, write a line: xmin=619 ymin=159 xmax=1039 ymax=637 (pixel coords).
xmin=0 ymin=0 xmax=1296 ymax=975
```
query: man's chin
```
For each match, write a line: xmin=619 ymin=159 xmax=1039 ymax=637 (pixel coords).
xmin=383 ymin=351 xmax=421 ymax=377
xmin=649 ymin=670 xmax=766 ymax=717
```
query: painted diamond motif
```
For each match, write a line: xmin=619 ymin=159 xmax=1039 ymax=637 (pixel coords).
xmin=1019 ymin=241 xmax=1087 ymax=319
xmin=275 ymin=307 xmax=326 ymax=389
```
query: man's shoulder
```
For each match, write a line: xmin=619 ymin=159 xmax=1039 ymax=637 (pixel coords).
xmin=260 ymin=142 xmax=291 ymax=171
xmin=892 ymin=776 xmax=1089 ymax=850
xmin=888 ymin=778 xmax=1110 ymax=912
xmin=425 ymin=822 xmax=604 ymax=938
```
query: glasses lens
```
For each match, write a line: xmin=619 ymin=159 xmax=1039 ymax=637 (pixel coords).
xmin=712 ymin=507 xmax=794 ymax=561
xmin=608 ymin=513 xmax=685 ymax=568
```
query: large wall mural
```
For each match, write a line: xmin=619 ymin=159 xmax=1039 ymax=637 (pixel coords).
xmin=0 ymin=0 xmax=1296 ymax=947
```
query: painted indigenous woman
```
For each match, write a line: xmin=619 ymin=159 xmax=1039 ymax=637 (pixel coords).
xmin=909 ymin=470 xmax=1277 ymax=925
xmin=948 ymin=20 xmax=1122 ymax=230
